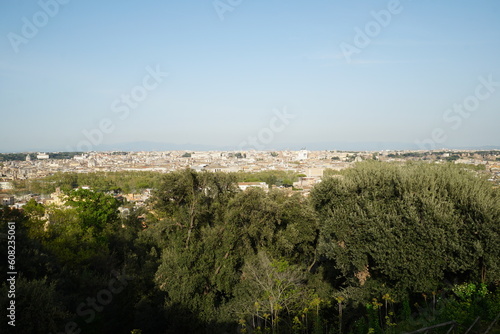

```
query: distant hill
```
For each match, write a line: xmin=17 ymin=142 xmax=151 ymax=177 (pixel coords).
xmin=2 ymin=141 xmax=499 ymax=153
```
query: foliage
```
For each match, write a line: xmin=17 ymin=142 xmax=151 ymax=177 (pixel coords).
xmin=33 ymin=189 xmax=122 ymax=267
xmin=152 ymin=170 xmax=320 ymax=332
xmin=440 ymin=283 xmax=500 ymax=327
xmin=0 ymin=153 xmax=30 ymax=161
xmin=232 ymin=252 xmax=309 ymax=332
xmin=23 ymin=198 xmax=45 ymax=217
xmin=1 ymin=164 xmax=499 ymax=333
xmin=15 ymin=171 xmax=163 ymax=194
xmin=65 ymin=188 xmax=121 ymax=234
xmin=235 ymin=170 xmax=301 ymax=187
xmin=312 ymin=161 xmax=500 ymax=303
xmin=0 ymin=152 xmax=83 ymax=161
xmin=0 ymin=277 xmax=69 ymax=334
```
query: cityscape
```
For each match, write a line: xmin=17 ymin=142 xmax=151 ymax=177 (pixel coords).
xmin=1 ymin=148 xmax=499 ymax=206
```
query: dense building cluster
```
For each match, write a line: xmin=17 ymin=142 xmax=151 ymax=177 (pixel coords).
xmin=1 ymin=150 xmax=499 ymax=209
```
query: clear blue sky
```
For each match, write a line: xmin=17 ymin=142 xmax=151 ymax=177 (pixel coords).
xmin=1 ymin=0 xmax=499 ymax=152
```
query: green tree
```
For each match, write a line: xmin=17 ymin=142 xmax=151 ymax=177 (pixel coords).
xmin=152 ymin=173 xmax=319 ymax=332
xmin=152 ymin=169 xmax=238 ymax=248
xmin=41 ymin=189 xmax=121 ymax=266
xmin=0 ymin=277 xmax=69 ymax=334
xmin=311 ymin=161 xmax=500 ymax=303
xmin=232 ymin=252 xmax=308 ymax=332
xmin=65 ymin=188 xmax=121 ymax=234
xmin=23 ymin=198 xmax=45 ymax=217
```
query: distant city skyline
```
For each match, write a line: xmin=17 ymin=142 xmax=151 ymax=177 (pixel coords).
xmin=1 ymin=1 xmax=499 ymax=152
xmin=1 ymin=140 xmax=499 ymax=154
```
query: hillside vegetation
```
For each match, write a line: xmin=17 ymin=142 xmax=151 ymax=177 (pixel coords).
xmin=1 ymin=162 xmax=499 ymax=333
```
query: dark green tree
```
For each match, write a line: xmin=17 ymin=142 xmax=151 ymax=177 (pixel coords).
xmin=65 ymin=188 xmax=121 ymax=234
xmin=0 ymin=277 xmax=69 ymax=334
xmin=311 ymin=161 xmax=500 ymax=303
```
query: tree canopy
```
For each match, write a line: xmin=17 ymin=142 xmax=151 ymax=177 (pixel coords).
xmin=312 ymin=162 xmax=500 ymax=300
xmin=1 ymin=163 xmax=499 ymax=333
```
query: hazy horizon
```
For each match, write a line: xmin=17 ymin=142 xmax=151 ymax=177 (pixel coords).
xmin=1 ymin=140 xmax=500 ymax=155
